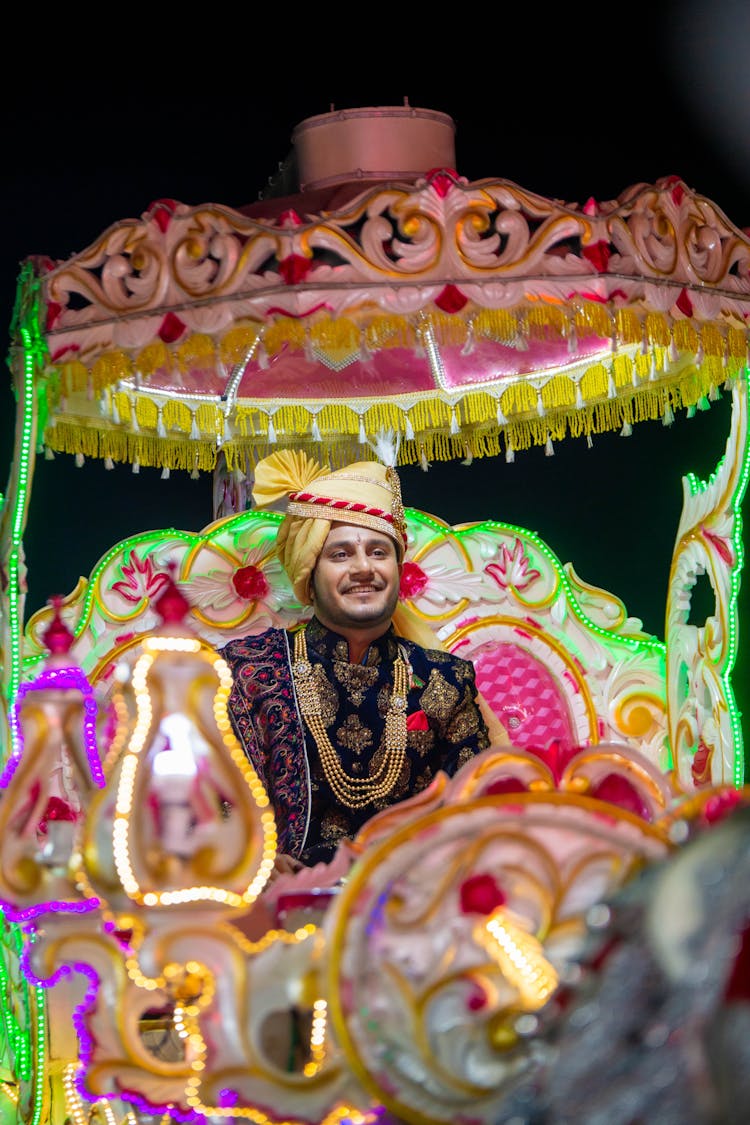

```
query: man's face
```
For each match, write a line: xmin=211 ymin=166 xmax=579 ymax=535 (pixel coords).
xmin=311 ymin=522 xmax=402 ymax=634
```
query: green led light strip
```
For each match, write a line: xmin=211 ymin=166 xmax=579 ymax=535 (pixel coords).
xmin=2 ymin=268 xmax=49 ymax=1125
xmin=5 ymin=265 xmax=46 ymax=711
xmin=684 ymin=376 xmax=750 ymax=786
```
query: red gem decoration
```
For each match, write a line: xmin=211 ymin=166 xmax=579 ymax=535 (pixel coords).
xmin=399 ymin=561 xmax=429 ymax=599
xmin=459 ymin=872 xmax=506 ymax=915
xmin=590 ymin=773 xmax=651 ymax=821
xmin=158 ymin=312 xmax=187 ymax=344
xmin=277 ymin=209 xmax=304 ymax=228
xmin=42 ymin=796 xmax=77 ymax=824
xmin=466 ymin=988 xmax=488 ymax=1011
xmin=676 ymin=288 xmax=693 ymax=317
xmin=42 ymin=596 xmax=75 ymax=655
xmin=232 ymin=565 xmax=270 ymax=602
xmin=692 ymin=739 xmax=712 ymax=786
xmin=435 ymin=284 xmax=468 ymax=314
xmin=278 ymin=254 xmax=312 ymax=285
xmin=702 ymin=788 xmax=744 ymax=825
xmin=425 ymin=168 xmax=459 ymax=198
xmin=485 ymin=776 xmax=528 ymax=796
xmin=724 ymin=920 xmax=750 ymax=1002
xmin=45 ymin=301 xmax=62 ymax=331
xmin=665 ymin=177 xmax=686 ymax=205
xmin=147 ymin=199 xmax=181 ymax=233
xmin=581 ymin=240 xmax=611 ymax=273
xmin=154 ymin=568 xmax=191 ymax=624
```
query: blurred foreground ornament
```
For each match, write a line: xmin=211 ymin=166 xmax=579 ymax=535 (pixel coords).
xmin=0 ymin=597 xmax=107 ymax=922
xmin=2 ymin=576 xmax=750 ymax=1123
xmin=77 ymin=569 xmax=277 ymax=918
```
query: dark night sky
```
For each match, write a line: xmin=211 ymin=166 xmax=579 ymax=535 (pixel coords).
xmin=1 ymin=0 xmax=749 ymax=703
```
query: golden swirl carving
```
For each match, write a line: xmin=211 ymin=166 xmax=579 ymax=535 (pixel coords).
xmin=42 ymin=178 xmax=750 ymax=337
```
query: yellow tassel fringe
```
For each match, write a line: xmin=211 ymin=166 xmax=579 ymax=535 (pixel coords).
xmin=45 ymin=358 xmax=735 ymax=476
xmin=48 ymin=304 xmax=749 ymax=396
xmin=41 ymin=300 xmax=748 ymax=474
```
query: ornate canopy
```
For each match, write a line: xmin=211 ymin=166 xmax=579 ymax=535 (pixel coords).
xmin=11 ymin=107 xmax=750 ymax=477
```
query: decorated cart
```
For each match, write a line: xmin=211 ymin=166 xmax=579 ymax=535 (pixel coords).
xmin=0 ymin=104 xmax=748 ymax=1124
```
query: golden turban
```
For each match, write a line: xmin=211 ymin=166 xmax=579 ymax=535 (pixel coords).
xmin=252 ymin=449 xmax=407 ymax=607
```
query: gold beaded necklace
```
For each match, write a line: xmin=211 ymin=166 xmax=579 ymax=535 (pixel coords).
xmin=292 ymin=627 xmax=409 ymax=809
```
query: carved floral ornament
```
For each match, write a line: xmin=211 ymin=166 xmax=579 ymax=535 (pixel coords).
xmin=16 ymin=171 xmax=750 ymax=473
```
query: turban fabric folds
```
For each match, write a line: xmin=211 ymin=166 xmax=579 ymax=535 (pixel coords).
xmin=253 ymin=448 xmax=408 ymax=607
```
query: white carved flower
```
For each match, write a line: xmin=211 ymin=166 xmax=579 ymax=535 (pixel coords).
xmin=188 ymin=545 xmax=295 ymax=615
xmin=399 ymin=559 xmax=487 ymax=607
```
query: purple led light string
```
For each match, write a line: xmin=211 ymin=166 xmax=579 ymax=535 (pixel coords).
xmin=0 ymin=896 xmax=100 ymax=924
xmin=115 ymin=1090 xmax=204 ymax=1124
xmin=2 ymin=666 xmax=106 ymax=789
xmin=20 ymin=950 xmax=101 ymax=1104
xmin=20 ymin=944 xmax=202 ymax=1121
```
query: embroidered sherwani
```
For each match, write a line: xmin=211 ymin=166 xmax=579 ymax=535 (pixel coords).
xmin=221 ymin=617 xmax=491 ymax=865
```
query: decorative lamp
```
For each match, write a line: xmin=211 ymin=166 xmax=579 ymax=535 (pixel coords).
xmin=76 ymin=566 xmax=277 ymax=923
xmin=0 ymin=597 xmax=106 ymax=923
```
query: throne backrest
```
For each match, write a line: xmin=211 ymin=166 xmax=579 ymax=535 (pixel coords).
xmin=19 ymin=506 xmax=669 ymax=776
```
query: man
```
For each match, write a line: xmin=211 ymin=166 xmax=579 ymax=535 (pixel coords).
xmin=221 ymin=444 xmax=502 ymax=873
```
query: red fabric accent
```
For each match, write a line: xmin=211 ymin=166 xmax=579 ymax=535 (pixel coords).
xmin=459 ymin=872 xmax=506 ymax=915
xmin=290 ymin=491 xmax=392 ymax=522
xmin=435 ymin=283 xmax=468 ymax=313
xmin=275 ymin=890 xmax=337 ymax=916
xmin=406 ymin=709 xmax=430 ymax=732
xmin=158 ymin=312 xmax=186 ymax=344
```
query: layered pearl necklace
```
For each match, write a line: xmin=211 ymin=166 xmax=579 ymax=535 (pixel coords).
xmin=292 ymin=627 xmax=409 ymax=809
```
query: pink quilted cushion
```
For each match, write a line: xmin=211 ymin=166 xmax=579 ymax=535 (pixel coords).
xmin=472 ymin=641 xmax=577 ymax=751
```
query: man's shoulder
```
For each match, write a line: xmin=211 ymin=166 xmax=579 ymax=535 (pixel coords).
xmin=220 ymin=627 xmax=289 ymax=663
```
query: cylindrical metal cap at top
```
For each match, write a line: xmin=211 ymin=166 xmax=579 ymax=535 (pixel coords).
xmin=292 ymin=105 xmax=457 ymax=191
